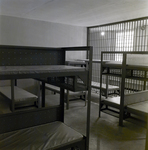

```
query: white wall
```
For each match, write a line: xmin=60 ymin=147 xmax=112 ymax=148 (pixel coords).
xmin=0 ymin=15 xmax=87 ymax=46
xmin=0 ymin=15 xmax=87 ymax=59
xmin=0 ymin=15 xmax=87 ymax=93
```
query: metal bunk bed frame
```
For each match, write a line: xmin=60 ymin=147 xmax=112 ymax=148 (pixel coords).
xmin=0 ymin=45 xmax=93 ymax=150
xmin=99 ymin=51 xmax=148 ymax=126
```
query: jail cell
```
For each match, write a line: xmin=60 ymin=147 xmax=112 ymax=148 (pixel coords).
xmin=87 ymin=17 xmax=148 ymax=94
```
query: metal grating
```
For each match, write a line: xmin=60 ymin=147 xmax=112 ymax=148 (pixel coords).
xmin=87 ymin=17 xmax=148 ymax=93
xmin=0 ymin=46 xmax=65 ymax=66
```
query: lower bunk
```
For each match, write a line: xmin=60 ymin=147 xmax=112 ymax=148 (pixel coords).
xmin=0 ymin=85 xmax=38 ymax=111
xmin=100 ymin=90 xmax=148 ymax=122
xmin=44 ymin=84 xmax=86 ymax=109
xmin=0 ymin=106 xmax=87 ymax=150
xmin=91 ymin=81 xmax=119 ymax=98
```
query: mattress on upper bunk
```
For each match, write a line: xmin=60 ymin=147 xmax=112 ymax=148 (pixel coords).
xmin=102 ymin=60 xmax=122 ymax=67
xmin=0 ymin=121 xmax=83 ymax=150
xmin=66 ymin=60 xmax=86 ymax=66
xmin=102 ymin=60 xmax=148 ymax=69
xmin=77 ymin=59 xmax=111 ymax=63
xmin=0 ymin=65 xmax=85 ymax=76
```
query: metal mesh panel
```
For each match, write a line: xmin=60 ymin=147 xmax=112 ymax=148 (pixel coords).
xmin=88 ymin=17 xmax=148 ymax=93
xmin=0 ymin=46 xmax=65 ymax=66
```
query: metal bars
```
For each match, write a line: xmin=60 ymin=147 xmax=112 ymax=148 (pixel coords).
xmin=87 ymin=17 xmax=148 ymax=93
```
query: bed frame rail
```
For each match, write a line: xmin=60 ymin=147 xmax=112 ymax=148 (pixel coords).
xmin=0 ymin=106 xmax=63 ymax=134
xmin=0 ymin=45 xmax=65 ymax=66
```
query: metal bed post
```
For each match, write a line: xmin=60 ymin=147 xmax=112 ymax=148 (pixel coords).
xmin=145 ymin=114 xmax=148 ymax=150
xmin=86 ymin=46 xmax=93 ymax=150
xmin=66 ymin=89 xmax=70 ymax=110
xmin=144 ymin=71 xmax=147 ymax=90
xmin=119 ymin=52 xmax=126 ymax=126
xmin=99 ymin=52 xmax=103 ymax=117
xmin=11 ymin=79 xmax=15 ymax=112
xmin=105 ymin=74 xmax=109 ymax=98
xmin=60 ymin=87 xmax=65 ymax=122
xmin=37 ymin=80 xmax=41 ymax=108
xmin=41 ymin=81 xmax=45 ymax=107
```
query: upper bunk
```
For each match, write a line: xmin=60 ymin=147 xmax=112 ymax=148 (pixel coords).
xmin=101 ymin=51 xmax=148 ymax=81
xmin=0 ymin=45 xmax=93 ymax=150
xmin=0 ymin=45 xmax=93 ymax=92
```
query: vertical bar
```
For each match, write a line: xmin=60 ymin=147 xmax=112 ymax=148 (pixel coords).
xmin=87 ymin=27 xmax=90 ymax=58
xmin=105 ymin=74 xmax=109 ymax=98
xmin=133 ymin=20 xmax=136 ymax=51
xmin=86 ymin=46 xmax=92 ymax=150
xmin=131 ymin=21 xmax=134 ymax=52
xmin=119 ymin=53 xmax=126 ymax=126
xmin=145 ymin=114 xmax=148 ymax=150
xmin=144 ymin=19 xmax=148 ymax=51
xmin=66 ymin=90 xmax=69 ymax=109
xmin=143 ymin=71 xmax=147 ymax=90
xmin=135 ymin=20 xmax=138 ymax=51
xmin=99 ymin=52 xmax=103 ymax=117
xmin=138 ymin=20 xmax=141 ymax=51
xmin=15 ymin=79 xmax=17 ymax=86
xmin=11 ymin=79 xmax=15 ymax=112
xmin=41 ymin=81 xmax=45 ymax=107
xmin=60 ymin=87 xmax=64 ymax=122
xmin=97 ymin=27 xmax=100 ymax=83
xmin=141 ymin=19 xmax=144 ymax=51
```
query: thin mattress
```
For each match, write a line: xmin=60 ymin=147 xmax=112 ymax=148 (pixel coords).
xmin=127 ymin=101 xmax=148 ymax=115
xmin=0 ymin=121 xmax=83 ymax=150
xmin=0 ymin=86 xmax=37 ymax=103
xmin=0 ymin=65 xmax=85 ymax=75
xmin=91 ymin=81 xmax=119 ymax=90
xmin=103 ymin=61 xmax=148 ymax=69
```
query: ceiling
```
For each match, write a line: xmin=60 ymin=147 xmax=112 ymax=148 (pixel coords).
xmin=0 ymin=0 xmax=148 ymax=27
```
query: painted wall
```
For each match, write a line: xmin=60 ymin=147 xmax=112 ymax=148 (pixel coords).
xmin=0 ymin=15 xmax=87 ymax=59
xmin=0 ymin=15 xmax=87 ymax=93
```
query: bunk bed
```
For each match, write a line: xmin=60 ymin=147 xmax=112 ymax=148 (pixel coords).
xmin=0 ymin=45 xmax=93 ymax=150
xmin=99 ymin=51 xmax=148 ymax=126
xmin=44 ymin=83 xmax=87 ymax=109
xmin=77 ymin=59 xmax=120 ymax=98
xmin=44 ymin=60 xmax=87 ymax=110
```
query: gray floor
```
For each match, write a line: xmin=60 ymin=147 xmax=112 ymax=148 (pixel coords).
xmin=61 ymin=93 xmax=146 ymax=150
xmin=0 ymin=93 xmax=147 ymax=150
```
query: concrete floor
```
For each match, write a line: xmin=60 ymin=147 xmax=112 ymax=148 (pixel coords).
xmin=44 ymin=92 xmax=147 ymax=150
xmin=0 ymin=92 xmax=147 ymax=150
xmin=62 ymin=93 xmax=147 ymax=150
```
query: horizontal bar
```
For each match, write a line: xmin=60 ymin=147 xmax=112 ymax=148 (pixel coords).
xmin=62 ymin=46 xmax=92 ymax=51
xmin=101 ymin=51 xmax=148 ymax=54
xmin=88 ymin=16 xmax=148 ymax=28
